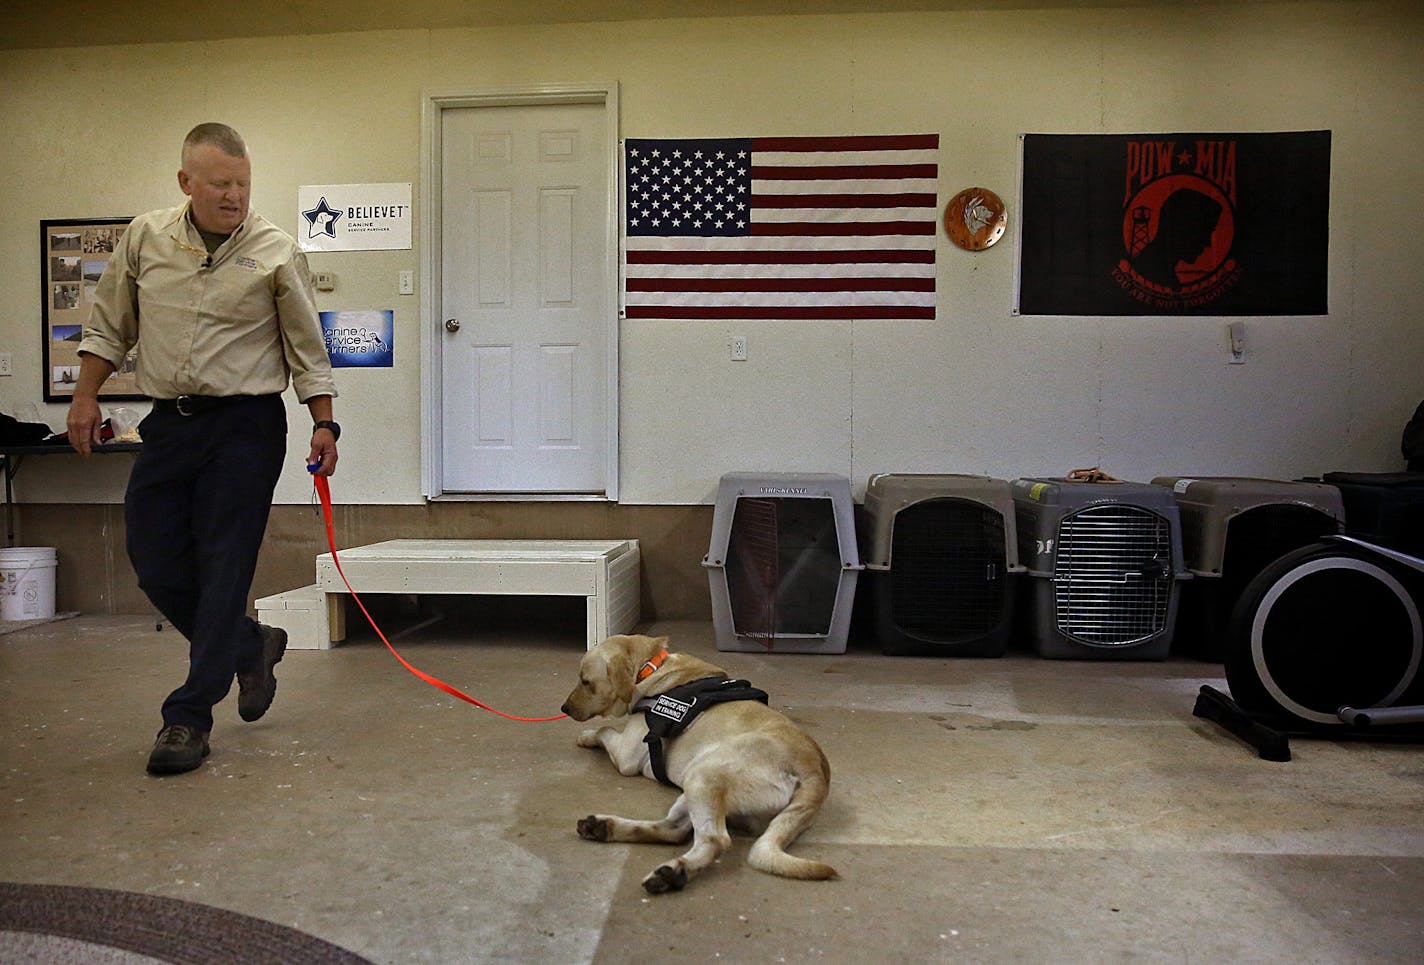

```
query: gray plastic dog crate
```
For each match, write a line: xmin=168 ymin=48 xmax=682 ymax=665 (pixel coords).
xmin=1153 ymin=476 xmax=1344 ymax=661
xmin=862 ymin=473 xmax=1025 ymax=657
xmin=1012 ymin=477 xmax=1189 ymax=659
xmin=703 ymin=472 xmax=862 ymax=653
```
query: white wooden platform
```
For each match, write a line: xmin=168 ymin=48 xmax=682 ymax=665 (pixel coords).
xmin=256 ymin=538 xmax=640 ymax=651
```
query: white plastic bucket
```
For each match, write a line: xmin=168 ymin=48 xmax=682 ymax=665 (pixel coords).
xmin=0 ymin=547 xmax=57 ymax=621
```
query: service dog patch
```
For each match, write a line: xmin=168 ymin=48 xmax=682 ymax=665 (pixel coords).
xmin=648 ymin=694 xmax=693 ymax=724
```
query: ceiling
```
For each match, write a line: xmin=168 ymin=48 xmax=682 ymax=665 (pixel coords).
xmin=5 ymin=0 xmax=1287 ymax=51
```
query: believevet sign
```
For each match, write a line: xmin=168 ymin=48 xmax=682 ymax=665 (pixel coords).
xmin=298 ymin=183 xmax=412 ymax=252
xmin=1016 ymin=131 xmax=1330 ymax=316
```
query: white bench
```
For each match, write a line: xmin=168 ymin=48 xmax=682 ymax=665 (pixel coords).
xmin=256 ymin=538 xmax=641 ymax=650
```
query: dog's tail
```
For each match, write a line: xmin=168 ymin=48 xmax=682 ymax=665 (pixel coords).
xmin=747 ymin=761 xmax=837 ymax=881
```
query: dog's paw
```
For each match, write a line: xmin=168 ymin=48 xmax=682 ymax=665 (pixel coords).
xmin=642 ymin=863 xmax=688 ymax=894
xmin=577 ymin=815 xmax=610 ymax=841
xmin=576 ymin=729 xmax=602 ymax=748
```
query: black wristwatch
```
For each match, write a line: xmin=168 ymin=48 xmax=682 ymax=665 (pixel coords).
xmin=312 ymin=420 xmax=341 ymax=442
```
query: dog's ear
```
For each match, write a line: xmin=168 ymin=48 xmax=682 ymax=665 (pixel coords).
xmin=603 ymin=638 xmax=639 ymax=703
xmin=601 ymin=634 xmax=670 ymax=703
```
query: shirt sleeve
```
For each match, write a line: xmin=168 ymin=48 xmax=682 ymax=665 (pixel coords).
xmin=77 ymin=220 xmax=142 ymax=367
xmin=275 ymin=247 xmax=338 ymax=403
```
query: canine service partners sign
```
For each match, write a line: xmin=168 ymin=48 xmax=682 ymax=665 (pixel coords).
xmin=298 ymin=183 xmax=412 ymax=252
xmin=320 ymin=310 xmax=393 ymax=368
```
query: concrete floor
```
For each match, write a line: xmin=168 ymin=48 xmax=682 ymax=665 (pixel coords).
xmin=3 ymin=604 xmax=1423 ymax=964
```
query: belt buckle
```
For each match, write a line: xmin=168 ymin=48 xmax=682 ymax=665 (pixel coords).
xmin=175 ymin=395 xmax=196 ymax=416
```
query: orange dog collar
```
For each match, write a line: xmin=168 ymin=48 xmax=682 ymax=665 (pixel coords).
xmin=636 ymin=648 xmax=668 ymax=683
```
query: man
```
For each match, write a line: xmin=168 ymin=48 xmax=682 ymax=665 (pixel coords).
xmin=68 ymin=123 xmax=339 ymax=776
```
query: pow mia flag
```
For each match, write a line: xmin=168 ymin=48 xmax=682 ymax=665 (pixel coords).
xmin=1016 ymin=131 xmax=1330 ymax=316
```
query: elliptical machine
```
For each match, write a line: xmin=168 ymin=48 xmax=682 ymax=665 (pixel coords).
xmin=1196 ymin=472 xmax=1424 ymax=759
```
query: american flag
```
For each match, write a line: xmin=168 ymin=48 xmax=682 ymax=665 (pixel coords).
xmin=623 ymin=134 xmax=939 ymax=320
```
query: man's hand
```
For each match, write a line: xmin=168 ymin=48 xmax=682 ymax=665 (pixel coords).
xmin=307 ymin=428 xmax=338 ymax=477
xmin=66 ymin=354 xmax=117 ymax=456
xmin=66 ymin=396 xmax=104 ymax=456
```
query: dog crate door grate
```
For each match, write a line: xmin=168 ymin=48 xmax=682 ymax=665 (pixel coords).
xmin=890 ymin=498 xmax=1008 ymax=642
xmin=1054 ymin=505 xmax=1173 ymax=646
xmin=725 ymin=497 xmax=779 ymax=645
xmin=723 ymin=495 xmax=844 ymax=643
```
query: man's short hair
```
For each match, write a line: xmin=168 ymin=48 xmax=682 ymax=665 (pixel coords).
xmin=182 ymin=123 xmax=247 ymax=164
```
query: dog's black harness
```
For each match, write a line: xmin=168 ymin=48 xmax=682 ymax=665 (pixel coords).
xmin=632 ymin=675 xmax=769 ymax=787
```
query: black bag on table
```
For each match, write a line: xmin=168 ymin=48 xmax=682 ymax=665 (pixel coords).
xmin=0 ymin=413 xmax=53 ymax=446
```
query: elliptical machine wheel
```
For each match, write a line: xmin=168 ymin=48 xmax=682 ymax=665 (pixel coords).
xmin=1224 ymin=540 xmax=1423 ymax=729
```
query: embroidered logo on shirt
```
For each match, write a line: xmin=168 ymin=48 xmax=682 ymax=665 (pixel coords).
xmin=235 ymin=256 xmax=266 ymax=272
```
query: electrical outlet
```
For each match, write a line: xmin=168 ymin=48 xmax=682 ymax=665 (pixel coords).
xmin=0 ymin=353 xmax=13 ymax=377
xmin=730 ymin=335 xmax=748 ymax=361
xmin=399 ymin=270 xmax=414 ymax=295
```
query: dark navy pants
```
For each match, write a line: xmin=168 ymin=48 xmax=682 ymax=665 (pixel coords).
xmin=126 ymin=395 xmax=287 ymax=732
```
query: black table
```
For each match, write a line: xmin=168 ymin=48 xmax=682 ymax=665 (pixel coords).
xmin=1 ymin=442 xmax=142 ymax=547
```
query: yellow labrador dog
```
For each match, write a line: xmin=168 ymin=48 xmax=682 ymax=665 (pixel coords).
xmin=561 ymin=633 xmax=835 ymax=893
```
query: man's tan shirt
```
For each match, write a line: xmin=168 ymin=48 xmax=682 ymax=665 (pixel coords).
xmin=79 ymin=202 xmax=337 ymax=404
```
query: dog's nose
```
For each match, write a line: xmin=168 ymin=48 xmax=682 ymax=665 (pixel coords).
xmin=560 ymin=702 xmax=571 ymax=716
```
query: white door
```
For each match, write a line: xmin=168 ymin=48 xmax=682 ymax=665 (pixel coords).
xmin=439 ymin=101 xmax=612 ymax=494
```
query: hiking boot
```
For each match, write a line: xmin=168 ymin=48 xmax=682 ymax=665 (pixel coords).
xmin=237 ymin=624 xmax=287 ymax=722
xmin=147 ymin=724 xmax=210 ymax=775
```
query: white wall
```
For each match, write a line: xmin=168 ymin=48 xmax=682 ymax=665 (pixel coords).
xmin=2 ymin=2 xmax=1420 ymax=507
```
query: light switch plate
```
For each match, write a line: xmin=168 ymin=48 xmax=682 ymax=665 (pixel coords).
xmin=1226 ymin=322 xmax=1246 ymax=364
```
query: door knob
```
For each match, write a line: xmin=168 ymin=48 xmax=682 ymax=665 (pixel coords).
xmin=445 ymin=318 xmax=461 ymax=332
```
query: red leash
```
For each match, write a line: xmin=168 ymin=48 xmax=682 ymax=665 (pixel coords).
xmin=312 ymin=474 xmax=567 ymax=722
